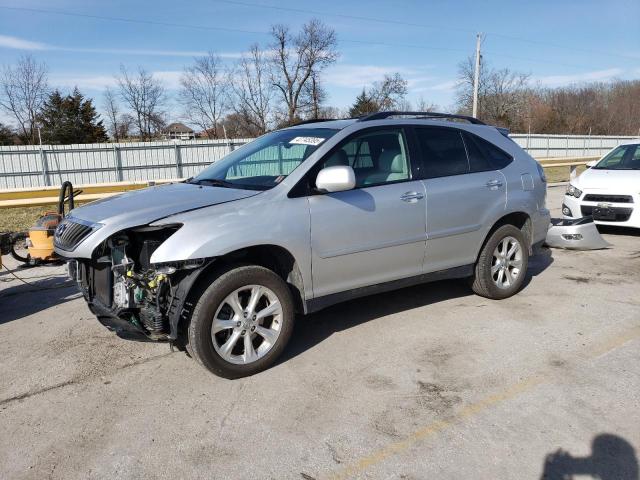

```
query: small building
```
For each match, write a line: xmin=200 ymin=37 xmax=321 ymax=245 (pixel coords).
xmin=162 ymin=122 xmax=195 ymax=140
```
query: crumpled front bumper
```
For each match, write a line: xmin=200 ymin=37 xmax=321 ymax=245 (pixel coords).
xmin=545 ymin=217 xmax=611 ymax=250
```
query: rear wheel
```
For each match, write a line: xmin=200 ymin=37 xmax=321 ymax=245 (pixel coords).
xmin=471 ymin=224 xmax=528 ymax=299
xmin=187 ymin=265 xmax=295 ymax=378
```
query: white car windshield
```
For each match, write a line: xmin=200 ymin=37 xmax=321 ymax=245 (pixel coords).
xmin=593 ymin=144 xmax=640 ymax=170
xmin=190 ymin=128 xmax=338 ymax=190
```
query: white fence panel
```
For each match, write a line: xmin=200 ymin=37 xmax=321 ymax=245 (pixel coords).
xmin=0 ymin=134 xmax=637 ymax=189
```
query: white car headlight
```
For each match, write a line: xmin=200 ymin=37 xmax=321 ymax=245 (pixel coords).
xmin=566 ymin=184 xmax=582 ymax=198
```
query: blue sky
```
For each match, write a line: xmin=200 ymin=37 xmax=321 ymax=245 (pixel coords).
xmin=0 ymin=0 xmax=639 ymax=122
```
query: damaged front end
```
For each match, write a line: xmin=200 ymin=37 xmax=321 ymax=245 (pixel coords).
xmin=70 ymin=224 xmax=208 ymax=342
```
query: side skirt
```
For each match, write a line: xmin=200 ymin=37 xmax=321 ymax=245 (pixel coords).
xmin=305 ymin=264 xmax=474 ymax=314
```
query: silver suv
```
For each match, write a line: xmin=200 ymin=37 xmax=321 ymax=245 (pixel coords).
xmin=55 ymin=112 xmax=550 ymax=378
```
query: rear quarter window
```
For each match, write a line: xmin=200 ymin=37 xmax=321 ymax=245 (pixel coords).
xmin=465 ymin=133 xmax=513 ymax=170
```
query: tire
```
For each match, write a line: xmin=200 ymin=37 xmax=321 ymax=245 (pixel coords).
xmin=470 ymin=224 xmax=529 ymax=300
xmin=10 ymin=233 xmax=30 ymax=264
xmin=187 ymin=265 xmax=295 ymax=378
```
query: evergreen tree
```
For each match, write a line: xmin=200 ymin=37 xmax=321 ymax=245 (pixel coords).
xmin=348 ymin=88 xmax=379 ymax=117
xmin=0 ymin=122 xmax=16 ymax=145
xmin=39 ymin=88 xmax=108 ymax=144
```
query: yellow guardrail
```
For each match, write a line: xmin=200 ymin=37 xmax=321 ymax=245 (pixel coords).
xmin=0 ymin=179 xmax=179 ymax=208
xmin=0 ymin=156 xmax=601 ymax=209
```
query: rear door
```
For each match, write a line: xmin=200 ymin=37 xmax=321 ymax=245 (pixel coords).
xmin=413 ymin=127 xmax=507 ymax=272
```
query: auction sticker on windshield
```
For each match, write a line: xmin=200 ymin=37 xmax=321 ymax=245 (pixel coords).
xmin=290 ymin=136 xmax=326 ymax=146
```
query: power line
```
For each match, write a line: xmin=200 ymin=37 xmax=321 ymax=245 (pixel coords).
xmin=213 ymin=0 xmax=640 ymax=61
xmin=214 ymin=0 xmax=471 ymax=34
xmin=0 ymin=5 xmax=268 ymax=36
xmin=0 ymin=4 xmax=620 ymax=70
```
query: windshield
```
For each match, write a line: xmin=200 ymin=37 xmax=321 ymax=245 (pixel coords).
xmin=593 ymin=144 xmax=640 ymax=170
xmin=190 ymin=128 xmax=338 ymax=190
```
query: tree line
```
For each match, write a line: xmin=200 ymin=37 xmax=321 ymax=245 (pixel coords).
xmin=456 ymin=56 xmax=640 ymax=136
xmin=1 ymin=18 xmax=638 ymax=145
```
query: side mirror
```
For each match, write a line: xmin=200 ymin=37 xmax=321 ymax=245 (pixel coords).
xmin=586 ymin=160 xmax=597 ymax=169
xmin=315 ymin=165 xmax=356 ymax=193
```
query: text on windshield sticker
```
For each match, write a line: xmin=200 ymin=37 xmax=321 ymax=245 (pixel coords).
xmin=289 ymin=136 xmax=325 ymax=146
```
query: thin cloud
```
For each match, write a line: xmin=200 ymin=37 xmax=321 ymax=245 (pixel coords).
xmin=324 ymin=64 xmax=432 ymax=89
xmin=419 ymin=80 xmax=458 ymax=92
xmin=48 ymin=73 xmax=118 ymax=90
xmin=0 ymin=34 xmax=241 ymax=58
xmin=535 ymin=68 xmax=624 ymax=87
xmin=0 ymin=34 xmax=48 ymax=50
xmin=49 ymin=70 xmax=184 ymax=91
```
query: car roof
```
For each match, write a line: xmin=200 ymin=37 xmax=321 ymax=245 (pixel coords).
xmin=619 ymin=139 xmax=640 ymax=146
xmin=287 ymin=111 xmax=490 ymax=132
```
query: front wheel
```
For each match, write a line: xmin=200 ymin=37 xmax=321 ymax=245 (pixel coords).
xmin=470 ymin=224 xmax=529 ymax=300
xmin=188 ymin=265 xmax=295 ymax=378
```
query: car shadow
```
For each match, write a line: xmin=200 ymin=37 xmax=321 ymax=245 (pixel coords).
xmin=0 ymin=275 xmax=79 ymax=325
xmin=280 ymin=249 xmax=554 ymax=365
xmin=540 ymin=433 xmax=639 ymax=480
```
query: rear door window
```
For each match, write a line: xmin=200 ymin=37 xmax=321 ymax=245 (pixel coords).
xmin=415 ymin=127 xmax=469 ymax=178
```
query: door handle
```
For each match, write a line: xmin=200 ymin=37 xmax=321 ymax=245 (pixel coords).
xmin=400 ymin=191 xmax=424 ymax=202
xmin=485 ymin=179 xmax=503 ymax=189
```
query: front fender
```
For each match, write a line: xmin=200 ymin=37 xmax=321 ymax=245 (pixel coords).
xmin=149 ymin=195 xmax=313 ymax=299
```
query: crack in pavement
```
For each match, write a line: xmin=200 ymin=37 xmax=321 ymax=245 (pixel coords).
xmin=0 ymin=352 xmax=174 ymax=407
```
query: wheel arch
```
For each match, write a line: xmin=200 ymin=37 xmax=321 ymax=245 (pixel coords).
xmin=477 ymin=211 xmax=532 ymax=261
xmin=172 ymin=244 xmax=306 ymax=348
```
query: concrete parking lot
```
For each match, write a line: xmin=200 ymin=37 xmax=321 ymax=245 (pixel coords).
xmin=1 ymin=185 xmax=639 ymax=480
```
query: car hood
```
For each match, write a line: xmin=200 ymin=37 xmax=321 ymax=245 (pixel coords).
xmin=55 ymin=182 xmax=262 ymax=258
xmin=576 ymin=168 xmax=640 ymax=191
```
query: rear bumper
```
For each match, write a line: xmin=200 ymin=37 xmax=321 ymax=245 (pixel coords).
xmin=532 ymin=207 xmax=551 ymax=246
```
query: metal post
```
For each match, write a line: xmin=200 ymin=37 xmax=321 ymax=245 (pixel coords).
xmin=570 ymin=165 xmax=578 ymax=180
xmin=174 ymin=143 xmax=183 ymax=178
xmin=37 ymin=126 xmax=50 ymax=186
xmin=472 ymin=33 xmax=482 ymax=118
xmin=113 ymin=145 xmax=123 ymax=182
xmin=546 ymin=136 xmax=550 ymax=158
xmin=566 ymin=135 xmax=569 ymax=157
xmin=39 ymin=147 xmax=49 ymax=186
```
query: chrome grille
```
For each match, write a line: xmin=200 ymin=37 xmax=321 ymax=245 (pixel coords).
xmin=54 ymin=218 xmax=95 ymax=251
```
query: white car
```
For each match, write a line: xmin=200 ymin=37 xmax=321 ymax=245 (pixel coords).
xmin=563 ymin=141 xmax=640 ymax=228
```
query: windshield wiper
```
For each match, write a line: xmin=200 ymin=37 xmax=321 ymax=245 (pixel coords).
xmin=189 ymin=178 xmax=236 ymax=188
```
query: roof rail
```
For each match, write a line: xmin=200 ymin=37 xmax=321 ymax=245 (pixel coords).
xmin=292 ymin=118 xmax=339 ymax=126
xmin=358 ymin=111 xmax=486 ymax=125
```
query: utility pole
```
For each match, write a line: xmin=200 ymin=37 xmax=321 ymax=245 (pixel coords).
xmin=472 ymin=33 xmax=482 ymax=118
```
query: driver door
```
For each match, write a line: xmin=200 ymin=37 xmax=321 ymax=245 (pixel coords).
xmin=308 ymin=128 xmax=427 ymax=298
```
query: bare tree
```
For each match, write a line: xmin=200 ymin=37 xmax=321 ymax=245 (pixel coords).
xmin=231 ymin=44 xmax=273 ymax=135
xmin=456 ymin=56 xmax=529 ymax=128
xmin=414 ymin=96 xmax=438 ymax=112
xmin=369 ymin=73 xmax=408 ymax=111
xmin=483 ymin=68 xmax=530 ymax=126
xmin=456 ymin=56 xmax=485 ymax=116
xmin=301 ymin=71 xmax=327 ymax=119
xmin=102 ymin=87 xmax=121 ymax=141
xmin=180 ymin=53 xmax=229 ymax=138
xmin=0 ymin=55 xmax=48 ymax=144
xmin=116 ymin=66 xmax=166 ymax=141
xmin=271 ymin=19 xmax=338 ymax=125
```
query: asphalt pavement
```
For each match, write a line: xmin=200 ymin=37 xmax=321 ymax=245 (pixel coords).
xmin=1 ymin=185 xmax=639 ymax=479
